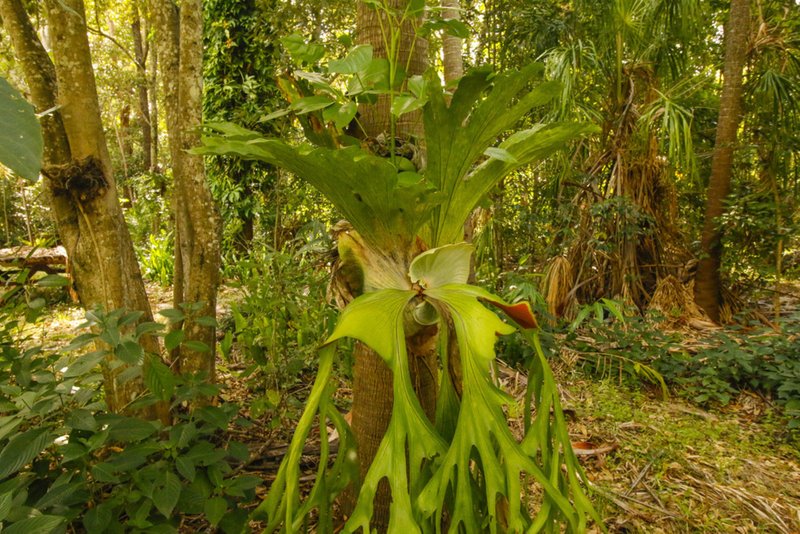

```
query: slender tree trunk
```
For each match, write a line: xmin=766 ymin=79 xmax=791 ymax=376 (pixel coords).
xmin=694 ymin=0 xmax=750 ymax=322
xmin=131 ymin=3 xmax=153 ymax=173
xmin=0 ymin=0 xmax=167 ymax=421
xmin=441 ymin=0 xmax=463 ymax=84
xmin=154 ymin=0 xmax=221 ymax=379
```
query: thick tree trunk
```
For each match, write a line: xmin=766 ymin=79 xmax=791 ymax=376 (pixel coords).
xmin=694 ymin=0 xmax=750 ymax=322
xmin=1 ymin=0 xmax=166 ymax=421
xmin=355 ymin=0 xmax=427 ymax=138
xmin=154 ymin=0 xmax=221 ymax=379
xmin=441 ymin=0 xmax=463 ymax=84
xmin=344 ymin=2 xmax=433 ymax=530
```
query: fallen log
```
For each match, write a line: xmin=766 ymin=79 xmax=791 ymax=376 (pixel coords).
xmin=0 ymin=246 xmax=68 ymax=273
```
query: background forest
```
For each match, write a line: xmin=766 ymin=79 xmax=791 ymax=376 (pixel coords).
xmin=0 ymin=0 xmax=799 ymax=532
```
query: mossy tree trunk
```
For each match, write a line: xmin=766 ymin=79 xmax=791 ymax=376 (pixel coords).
xmin=153 ymin=0 xmax=221 ymax=379
xmin=0 ymin=0 xmax=167 ymax=421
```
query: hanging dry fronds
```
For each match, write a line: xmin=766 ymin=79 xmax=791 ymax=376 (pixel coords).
xmin=648 ymin=275 xmax=709 ymax=327
xmin=543 ymin=255 xmax=575 ymax=319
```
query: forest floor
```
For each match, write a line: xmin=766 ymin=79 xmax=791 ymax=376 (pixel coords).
xmin=33 ymin=283 xmax=800 ymax=534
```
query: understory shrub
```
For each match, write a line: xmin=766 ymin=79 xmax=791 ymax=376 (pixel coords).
xmin=0 ymin=285 xmax=262 ymax=532
xmin=225 ymin=223 xmax=336 ymax=421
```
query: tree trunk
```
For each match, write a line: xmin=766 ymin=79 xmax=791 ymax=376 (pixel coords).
xmin=355 ymin=0 xmax=427 ymax=138
xmin=441 ymin=0 xmax=463 ymax=84
xmin=0 ymin=0 xmax=167 ymax=421
xmin=694 ymin=0 xmax=750 ymax=322
xmin=154 ymin=0 xmax=221 ymax=379
xmin=344 ymin=2 xmax=433 ymax=530
xmin=131 ymin=3 xmax=153 ymax=173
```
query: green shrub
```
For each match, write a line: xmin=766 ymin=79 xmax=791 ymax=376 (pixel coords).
xmin=225 ymin=224 xmax=336 ymax=420
xmin=0 ymin=301 xmax=262 ymax=533
xmin=140 ymin=230 xmax=174 ymax=287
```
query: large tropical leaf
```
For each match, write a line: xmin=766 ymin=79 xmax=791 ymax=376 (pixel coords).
xmin=0 ymin=77 xmax=43 ymax=182
xmin=422 ymin=64 xmax=596 ymax=245
xmin=197 ymin=123 xmax=443 ymax=250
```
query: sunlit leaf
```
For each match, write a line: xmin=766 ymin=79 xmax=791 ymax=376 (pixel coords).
xmin=0 ymin=77 xmax=42 ymax=182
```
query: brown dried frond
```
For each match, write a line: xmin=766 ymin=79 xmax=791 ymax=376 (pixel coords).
xmin=648 ymin=275 xmax=710 ymax=327
xmin=543 ymin=256 xmax=575 ymax=319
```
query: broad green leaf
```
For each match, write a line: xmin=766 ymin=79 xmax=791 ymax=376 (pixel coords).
xmin=0 ymin=418 xmax=25 ymax=443
xmin=195 ymin=406 xmax=231 ymax=430
xmin=0 ymin=77 xmax=42 ymax=182
xmin=63 ymin=350 xmax=105 ymax=378
xmin=0 ymin=491 xmax=12 ymax=521
xmin=442 ymin=19 xmax=470 ymax=38
xmin=154 ymin=472 xmax=181 ymax=518
xmin=164 ymin=329 xmax=184 ymax=351
xmin=175 ymin=457 xmax=196 ymax=482
xmin=34 ymin=480 xmax=84 ymax=510
xmin=409 ymin=243 xmax=473 ymax=289
xmin=0 ymin=427 xmax=51 ymax=478
xmin=116 ymin=339 xmax=144 ymax=364
xmin=144 ymin=357 xmax=175 ymax=400
xmin=290 ymin=95 xmax=335 ymax=114
xmin=194 ymin=316 xmax=217 ymax=327
xmin=391 ymin=94 xmax=427 ymax=116
xmin=61 ymin=333 xmax=97 ymax=352
xmin=328 ymin=45 xmax=373 ymax=74
xmin=35 ymin=274 xmax=70 ymax=288
xmin=135 ymin=321 xmax=164 ymax=337
xmin=183 ymin=340 xmax=211 ymax=353
xmin=280 ymin=34 xmax=325 ymax=64
xmin=347 ymin=58 xmax=390 ymax=95
xmin=83 ymin=502 xmax=113 ymax=532
xmin=322 ymin=101 xmax=358 ymax=130
xmin=97 ymin=414 xmax=157 ymax=442
xmin=205 ymin=496 xmax=227 ymax=527
xmin=4 ymin=515 xmax=64 ymax=534
xmin=91 ymin=462 xmax=120 ymax=483
xmin=66 ymin=408 xmax=97 ymax=431
xmin=158 ymin=308 xmax=185 ymax=322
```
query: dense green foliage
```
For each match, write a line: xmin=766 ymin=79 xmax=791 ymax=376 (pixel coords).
xmin=0 ymin=0 xmax=799 ymax=532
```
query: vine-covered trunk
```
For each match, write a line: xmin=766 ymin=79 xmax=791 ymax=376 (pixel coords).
xmin=694 ymin=0 xmax=750 ymax=322
xmin=1 ymin=0 xmax=166 ymax=421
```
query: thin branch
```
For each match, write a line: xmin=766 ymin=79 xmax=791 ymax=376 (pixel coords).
xmin=86 ymin=24 xmax=142 ymax=68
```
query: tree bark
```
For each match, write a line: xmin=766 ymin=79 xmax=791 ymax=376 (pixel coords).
xmin=131 ymin=2 xmax=153 ymax=173
xmin=441 ymin=0 xmax=463 ymax=84
xmin=694 ymin=0 xmax=750 ymax=322
xmin=356 ymin=0 xmax=427 ymax=138
xmin=344 ymin=2 xmax=434 ymax=530
xmin=0 ymin=0 xmax=167 ymax=421
xmin=154 ymin=0 xmax=221 ymax=380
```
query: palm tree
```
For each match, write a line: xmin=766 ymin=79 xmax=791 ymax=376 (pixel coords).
xmin=694 ymin=0 xmax=751 ymax=322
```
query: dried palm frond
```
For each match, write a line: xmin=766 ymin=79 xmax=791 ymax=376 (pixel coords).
xmin=543 ymin=255 xmax=575 ymax=319
xmin=648 ymin=275 xmax=709 ymax=326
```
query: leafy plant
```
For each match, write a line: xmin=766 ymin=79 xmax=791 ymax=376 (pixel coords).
xmin=0 ymin=303 xmax=262 ymax=533
xmin=226 ymin=231 xmax=334 ymax=421
xmin=198 ymin=12 xmax=600 ymax=526
xmin=140 ymin=230 xmax=175 ymax=287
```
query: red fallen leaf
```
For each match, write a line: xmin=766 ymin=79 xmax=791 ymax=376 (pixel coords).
xmin=482 ymin=297 xmax=538 ymax=329
xmin=571 ymin=441 xmax=618 ymax=456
